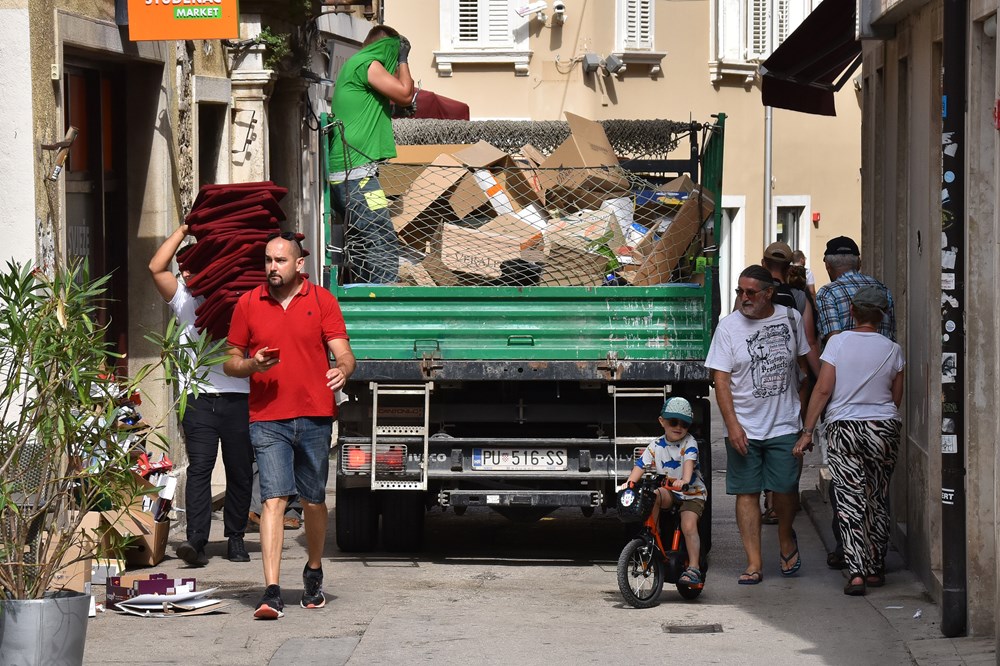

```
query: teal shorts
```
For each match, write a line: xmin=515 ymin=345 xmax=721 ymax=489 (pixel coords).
xmin=725 ymin=433 xmax=800 ymax=495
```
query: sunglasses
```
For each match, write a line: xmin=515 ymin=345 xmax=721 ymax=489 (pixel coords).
xmin=735 ymin=287 xmax=770 ymax=298
xmin=267 ymin=230 xmax=305 ymax=250
xmin=662 ymin=418 xmax=690 ymax=428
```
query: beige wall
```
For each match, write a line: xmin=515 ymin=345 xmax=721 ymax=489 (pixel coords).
xmin=861 ymin=0 xmax=1000 ymax=637
xmin=389 ymin=0 xmax=862 ymax=286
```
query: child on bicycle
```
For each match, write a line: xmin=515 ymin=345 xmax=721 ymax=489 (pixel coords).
xmin=623 ymin=396 xmax=708 ymax=585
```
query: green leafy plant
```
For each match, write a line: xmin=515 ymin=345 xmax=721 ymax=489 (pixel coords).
xmin=257 ymin=26 xmax=292 ymax=71
xmin=0 ymin=261 xmax=222 ymax=600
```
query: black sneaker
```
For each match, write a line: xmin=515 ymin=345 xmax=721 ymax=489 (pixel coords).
xmin=227 ymin=536 xmax=250 ymax=562
xmin=254 ymin=584 xmax=285 ymax=620
xmin=176 ymin=540 xmax=208 ymax=567
xmin=300 ymin=565 xmax=326 ymax=609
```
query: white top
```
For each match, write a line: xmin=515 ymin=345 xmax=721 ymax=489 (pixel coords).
xmin=705 ymin=305 xmax=811 ymax=440
xmin=821 ymin=331 xmax=904 ymax=422
xmin=805 ymin=267 xmax=816 ymax=286
xmin=636 ymin=433 xmax=707 ymax=500
xmin=168 ymin=284 xmax=250 ymax=395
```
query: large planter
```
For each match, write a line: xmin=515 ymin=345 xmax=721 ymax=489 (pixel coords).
xmin=0 ymin=591 xmax=90 ymax=666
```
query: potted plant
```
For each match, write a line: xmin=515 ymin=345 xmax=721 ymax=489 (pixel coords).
xmin=0 ymin=260 xmax=217 ymax=664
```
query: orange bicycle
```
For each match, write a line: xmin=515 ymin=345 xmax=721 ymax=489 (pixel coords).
xmin=616 ymin=474 xmax=706 ymax=607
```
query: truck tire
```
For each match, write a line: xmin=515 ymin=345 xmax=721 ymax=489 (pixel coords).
xmin=381 ymin=491 xmax=426 ymax=552
xmin=335 ymin=483 xmax=379 ymax=552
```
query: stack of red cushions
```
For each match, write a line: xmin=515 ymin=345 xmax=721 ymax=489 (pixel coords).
xmin=178 ymin=182 xmax=287 ymax=340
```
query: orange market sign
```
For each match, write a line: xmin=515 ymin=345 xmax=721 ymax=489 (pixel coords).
xmin=127 ymin=0 xmax=240 ymax=41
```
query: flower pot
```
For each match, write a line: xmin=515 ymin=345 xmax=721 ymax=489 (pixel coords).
xmin=0 ymin=591 xmax=90 ymax=666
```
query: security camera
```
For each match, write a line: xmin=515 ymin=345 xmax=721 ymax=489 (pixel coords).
xmin=552 ymin=0 xmax=567 ymax=20
xmin=515 ymin=1 xmax=548 ymax=18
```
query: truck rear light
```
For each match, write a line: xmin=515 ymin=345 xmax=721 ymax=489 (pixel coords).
xmin=343 ymin=445 xmax=371 ymax=471
xmin=376 ymin=445 xmax=406 ymax=472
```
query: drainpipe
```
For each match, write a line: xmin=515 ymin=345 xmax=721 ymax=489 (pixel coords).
xmin=763 ymin=106 xmax=773 ymax=246
xmin=939 ymin=0 xmax=967 ymax=639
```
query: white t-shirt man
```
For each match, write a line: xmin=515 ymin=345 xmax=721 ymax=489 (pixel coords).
xmin=169 ymin=283 xmax=249 ymax=395
xmin=820 ymin=331 xmax=904 ymax=422
xmin=705 ymin=305 xmax=811 ymax=440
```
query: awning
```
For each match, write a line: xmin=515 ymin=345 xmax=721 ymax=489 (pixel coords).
xmin=759 ymin=0 xmax=862 ymax=116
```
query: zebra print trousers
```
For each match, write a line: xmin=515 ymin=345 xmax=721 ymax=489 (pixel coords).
xmin=826 ymin=419 xmax=902 ymax=577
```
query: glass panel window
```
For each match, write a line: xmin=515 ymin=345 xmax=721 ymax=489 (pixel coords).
xmin=617 ymin=0 xmax=654 ymax=51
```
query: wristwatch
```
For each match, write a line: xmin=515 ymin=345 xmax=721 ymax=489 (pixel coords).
xmin=800 ymin=427 xmax=814 ymax=435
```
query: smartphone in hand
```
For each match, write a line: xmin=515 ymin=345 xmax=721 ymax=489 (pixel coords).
xmin=262 ymin=347 xmax=281 ymax=360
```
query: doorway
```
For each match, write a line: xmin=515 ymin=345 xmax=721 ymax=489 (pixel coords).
xmin=63 ymin=63 xmax=130 ymax=359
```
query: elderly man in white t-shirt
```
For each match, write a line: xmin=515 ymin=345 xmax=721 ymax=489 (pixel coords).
xmin=706 ymin=264 xmax=811 ymax=585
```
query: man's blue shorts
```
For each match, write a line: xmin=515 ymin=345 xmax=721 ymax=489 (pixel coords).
xmin=250 ymin=417 xmax=333 ymax=505
xmin=725 ymin=433 xmax=800 ymax=494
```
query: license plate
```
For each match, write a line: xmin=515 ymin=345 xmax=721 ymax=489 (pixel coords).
xmin=471 ymin=448 xmax=568 ymax=471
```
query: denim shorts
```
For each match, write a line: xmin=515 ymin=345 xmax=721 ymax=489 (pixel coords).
xmin=249 ymin=417 xmax=333 ymax=504
xmin=725 ymin=433 xmax=801 ymax=494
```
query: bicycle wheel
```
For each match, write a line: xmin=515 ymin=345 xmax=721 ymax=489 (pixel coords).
xmin=617 ymin=537 xmax=664 ymax=608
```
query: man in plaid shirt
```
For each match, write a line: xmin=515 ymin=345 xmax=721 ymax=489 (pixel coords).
xmin=816 ymin=236 xmax=896 ymax=342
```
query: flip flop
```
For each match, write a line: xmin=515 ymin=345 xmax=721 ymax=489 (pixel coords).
xmin=780 ymin=531 xmax=801 ymax=576
xmin=679 ymin=566 xmax=702 ymax=585
xmin=738 ymin=571 xmax=763 ymax=585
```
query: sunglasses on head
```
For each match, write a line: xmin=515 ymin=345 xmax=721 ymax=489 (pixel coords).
xmin=662 ymin=418 xmax=689 ymax=428
xmin=266 ymin=230 xmax=305 ymax=252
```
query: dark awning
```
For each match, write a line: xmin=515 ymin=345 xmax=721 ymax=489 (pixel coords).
xmin=759 ymin=0 xmax=862 ymax=116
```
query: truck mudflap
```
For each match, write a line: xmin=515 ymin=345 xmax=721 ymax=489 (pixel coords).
xmin=440 ymin=489 xmax=602 ymax=508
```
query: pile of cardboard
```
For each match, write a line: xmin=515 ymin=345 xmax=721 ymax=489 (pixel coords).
xmin=107 ymin=573 xmax=225 ymax=616
xmin=376 ymin=113 xmax=715 ymax=287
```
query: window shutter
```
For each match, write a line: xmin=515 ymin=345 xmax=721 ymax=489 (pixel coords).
xmin=775 ymin=0 xmax=790 ymax=46
xmin=456 ymin=0 xmax=513 ymax=48
xmin=746 ymin=0 xmax=769 ymax=60
xmin=717 ymin=0 xmax=745 ymax=61
xmin=624 ymin=0 xmax=653 ymax=50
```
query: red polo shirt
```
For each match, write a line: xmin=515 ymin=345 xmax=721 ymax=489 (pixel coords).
xmin=227 ymin=279 xmax=349 ymax=422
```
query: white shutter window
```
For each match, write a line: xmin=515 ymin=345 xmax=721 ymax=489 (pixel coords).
xmin=716 ymin=0 xmax=745 ymax=62
xmin=455 ymin=0 xmax=513 ymax=49
xmin=618 ymin=0 xmax=654 ymax=51
xmin=747 ymin=0 xmax=769 ymax=60
xmin=775 ymin=0 xmax=791 ymax=46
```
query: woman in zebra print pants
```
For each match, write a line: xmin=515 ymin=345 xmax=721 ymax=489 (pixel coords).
xmin=793 ymin=286 xmax=905 ymax=596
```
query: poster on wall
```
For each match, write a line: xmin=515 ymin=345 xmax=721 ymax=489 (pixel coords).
xmin=126 ymin=0 xmax=240 ymax=41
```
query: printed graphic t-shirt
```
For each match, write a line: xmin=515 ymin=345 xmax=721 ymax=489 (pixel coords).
xmin=636 ymin=433 xmax=708 ymax=500
xmin=705 ymin=305 xmax=810 ymax=440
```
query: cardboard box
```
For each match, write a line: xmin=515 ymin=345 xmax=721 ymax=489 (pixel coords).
xmin=382 ymin=144 xmax=475 ymax=196
xmin=633 ymin=174 xmax=695 ymax=229
xmin=449 ymin=142 xmax=543 ymax=219
xmin=537 ymin=113 xmax=630 ymax=212
xmin=539 ymin=245 xmax=608 ymax=286
xmin=480 ymin=213 xmax=545 ymax=251
xmin=546 ymin=209 xmax=625 ymax=253
xmin=630 ymin=187 xmax=715 ymax=286
xmin=438 ymin=224 xmax=524 ymax=279
xmin=46 ymin=511 xmax=103 ymax=593
xmin=391 ymin=153 xmax=466 ymax=250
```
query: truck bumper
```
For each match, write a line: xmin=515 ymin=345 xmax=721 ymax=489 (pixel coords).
xmin=440 ymin=489 xmax=602 ymax=508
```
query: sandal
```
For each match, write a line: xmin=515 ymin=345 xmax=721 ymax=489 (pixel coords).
xmin=844 ymin=573 xmax=866 ymax=596
xmin=780 ymin=531 xmax=801 ymax=576
xmin=866 ymin=569 xmax=886 ymax=587
xmin=827 ymin=550 xmax=846 ymax=570
xmin=761 ymin=507 xmax=778 ymax=525
xmin=738 ymin=571 xmax=763 ymax=585
xmin=679 ymin=566 xmax=702 ymax=585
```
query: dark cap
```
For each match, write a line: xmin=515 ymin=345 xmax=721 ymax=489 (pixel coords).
xmin=763 ymin=241 xmax=793 ymax=263
xmin=824 ymin=236 xmax=860 ymax=257
xmin=852 ymin=285 xmax=888 ymax=310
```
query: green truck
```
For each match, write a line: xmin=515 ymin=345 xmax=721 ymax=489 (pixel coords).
xmin=322 ymin=114 xmax=725 ymax=553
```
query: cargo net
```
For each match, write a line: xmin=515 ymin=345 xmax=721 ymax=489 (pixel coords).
xmin=334 ymin=122 xmax=714 ymax=287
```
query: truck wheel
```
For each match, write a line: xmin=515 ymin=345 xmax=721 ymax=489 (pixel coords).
xmin=381 ymin=491 xmax=426 ymax=552
xmin=335 ymin=483 xmax=379 ymax=552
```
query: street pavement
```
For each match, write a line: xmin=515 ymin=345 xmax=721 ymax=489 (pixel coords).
xmin=83 ymin=402 xmax=996 ymax=665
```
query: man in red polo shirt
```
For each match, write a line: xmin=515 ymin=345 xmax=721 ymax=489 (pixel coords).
xmin=224 ymin=232 xmax=356 ymax=620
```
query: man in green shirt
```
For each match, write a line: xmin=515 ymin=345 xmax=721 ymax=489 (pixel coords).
xmin=329 ymin=25 xmax=414 ymax=284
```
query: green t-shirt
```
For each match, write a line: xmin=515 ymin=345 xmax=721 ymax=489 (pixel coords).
xmin=328 ymin=37 xmax=400 ymax=174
